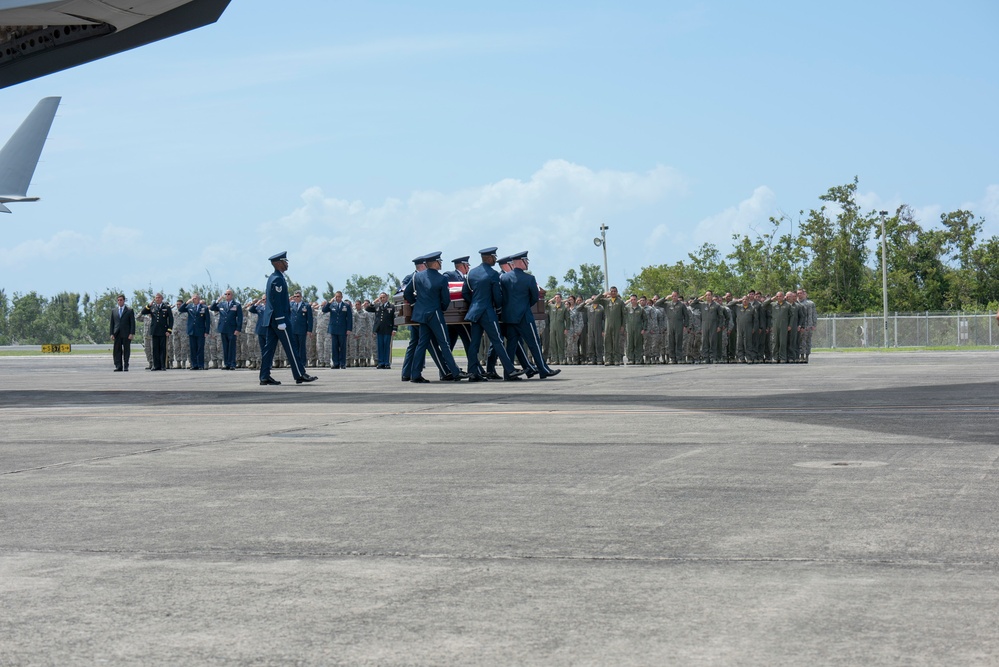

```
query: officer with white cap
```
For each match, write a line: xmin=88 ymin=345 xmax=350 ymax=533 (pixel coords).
xmin=258 ymin=251 xmax=318 ymax=386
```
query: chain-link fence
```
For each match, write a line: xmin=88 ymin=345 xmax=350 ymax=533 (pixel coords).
xmin=815 ymin=312 xmax=999 ymax=348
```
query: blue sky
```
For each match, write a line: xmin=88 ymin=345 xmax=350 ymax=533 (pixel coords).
xmin=2 ymin=0 xmax=998 ymax=298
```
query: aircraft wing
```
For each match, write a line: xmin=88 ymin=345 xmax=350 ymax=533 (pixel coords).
xmin=0 ymin=96 xmax=59 ymax=211
xmin=0 ymin=0 xmax=232 ymax=89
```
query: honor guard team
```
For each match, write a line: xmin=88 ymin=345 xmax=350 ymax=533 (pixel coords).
xmin=116 ymin=249 xmax=819 ymax=383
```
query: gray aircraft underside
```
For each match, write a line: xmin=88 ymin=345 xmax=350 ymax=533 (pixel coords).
xmin=0 ymin=0 xmax=231 ymax=89
xmin=0 ymin=95 xmax=58 ymax=211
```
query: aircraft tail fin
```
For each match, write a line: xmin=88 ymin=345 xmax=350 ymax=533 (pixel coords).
xmin=0 ymin=97 xmax=61 ymax=197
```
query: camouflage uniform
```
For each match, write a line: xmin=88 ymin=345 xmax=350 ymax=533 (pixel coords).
xmin=172 ymin=304 xmax=188 ymax=369
xmin=206 ymin=310 xmax=222 ymax=368
xmin=355 ymin=304 xmax=374 ymax=367
xmin=137 ymin=312 xmax=154 ymax=369
xmin=243 ymin=305 xmax=260 ymax=369
xmin=566 ymin=303 xmax=586 ymax=365
xmin=643 ymin=303 xmax=662 ymax=363
xmin=684 ymin=301 xmax=702 ymax=363
xmin=315 ymin=307 xmax=330 ymax=367
xmin=799 ymin=297 xmax=817 ymax=361
xmin=307 ymin=304 xmax=319 ymax=367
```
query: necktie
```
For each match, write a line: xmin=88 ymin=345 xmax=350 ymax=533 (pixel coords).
xmin=119 ymin=307 xmax=123 ymax=317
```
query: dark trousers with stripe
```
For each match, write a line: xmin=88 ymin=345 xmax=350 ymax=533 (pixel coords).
xmin=505 ymin=314 xmax=551 ymax=375
xmin=414 ymin=312 xmax=460 ymax=378
xmin=189 ymin=335 xmax=205 ymax=369
xmin=220 ymin=332 xmax=237 ymax=368
xmin=260 ymin=325 xmax=305 ymax=380
xmin=468 ymin=313 xmax=517 ymax=377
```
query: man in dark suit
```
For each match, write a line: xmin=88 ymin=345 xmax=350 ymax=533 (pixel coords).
xmin=462 ymin=247 xmax=523 ymax=382
xmin=258 ymin=251 xmax=317 ymax=386
xmin=140 ymin=293 xmax=173 ymax=371
xmin=365 ymin=291 xmax=396 ymax=369
xmin=404 ymin=251 xmax=468 ymax=383
xmin=321 ymin=291 xmax=353 ymax=369
xmin=210 ymin=289 xmax=243 ymax=370
xmin=500 ymin=251 xmax=559 ymax=379
xmin=109 ymin=294 xmax=136 ymax=372
xmin=178 ymin=293 xmax=211 ymax=369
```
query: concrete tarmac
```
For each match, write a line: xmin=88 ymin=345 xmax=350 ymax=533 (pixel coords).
xmin=1 ymin=352 xmax=998 ymax=666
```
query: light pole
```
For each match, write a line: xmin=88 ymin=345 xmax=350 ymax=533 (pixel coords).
xmin=593 ymin=224 xmax=609 ymax=292
xmin=879 ymin=210 xmax=889 ymax=348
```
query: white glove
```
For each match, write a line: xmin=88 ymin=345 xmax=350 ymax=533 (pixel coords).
xmin=277 ymin=323 xmax=287 ymax=331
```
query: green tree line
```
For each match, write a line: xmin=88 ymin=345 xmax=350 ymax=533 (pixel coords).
xmin=0 ymin=273 xmax=399 ymax=345
xmin=624 ymin=178 xmax=999 ymax=313
xmin=4 ymin=177 xmax=997 ymax=344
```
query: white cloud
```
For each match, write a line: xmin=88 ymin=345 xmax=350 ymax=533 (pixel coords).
xmin=258 ymin=159 xmax=687 ymax=286
xmin=692 ymin=186 xmax=777 ymax=246
xmin=963 ymin=184 xmax=999 ymax=237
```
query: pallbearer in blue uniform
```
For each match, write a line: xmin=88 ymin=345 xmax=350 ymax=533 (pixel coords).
xmin=258 ymin=251 xmax=317 ymax=386
xmin=404 ymin=251 xmax=468 ymax=383
xmin=462 ymin=247 xmax=524 ymax=382
xmin=400 ymin=256 xmax=446 ymax=381
xmin=210 ymin=288 xmax=243 ymax=370
xmin=491 ymin=255 xmax=537 ymax=378
xmin=178 ymin=294 xmax=211 ymax=369
xmin=442 ymin=255 xmax=472 ymax=360
xmin=500 ymin=251 xmax=560 ymax=379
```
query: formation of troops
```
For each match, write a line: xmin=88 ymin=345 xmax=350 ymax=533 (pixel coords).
xmin=116 ymin=248 xmax=820 ymax=381
xmin=552 ymin=287 xmax=818 ymax=365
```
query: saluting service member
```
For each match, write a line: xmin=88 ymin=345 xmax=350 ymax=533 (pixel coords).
xmin=109 ymin=294 xmax=135 ymax=372
xmin=365 ymin=292 xmax=397 ymax=369
xmin=140 ymin=293 xmax=173 ymax=371
xmin=321 ymin=291 xmax=352 ymax=370
xmin=210 ymin=289 xmax=243 ymax=370
xmin=178 ymin=294 xmax=211 ymax=370
xmin=258 ymin=252 xmax=317 ymax=386
xmin=289 ymin=290 xmax=313 ymax=370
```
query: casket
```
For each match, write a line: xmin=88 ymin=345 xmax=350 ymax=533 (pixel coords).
xmin=394 ymin=282 xmax=546 ymax=326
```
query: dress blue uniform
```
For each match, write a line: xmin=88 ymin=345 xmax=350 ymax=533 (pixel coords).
xmin=399 ymin=261 xmax=445 ymax=381
xmin=248 ymin=301 xmax=268 ymax=358
xmin=259 ymin=252 xmax=313 ymax=384
xmin=462 ymin=247 xmax=520 ymax=379
xmin=210 ymin=297 xmax=243 ymax=370
xmin=289 ymin=296 xmax=313 ymax=369
xmin=404 ymin=251 xmax=464 ymax=382
xmin=178 ymin=300 xmax=210 ymax=369
xmin=442 ymin=255 xmax=472 ymax=357
xmin=321 ymin=298 xmax=353 ymax=369
xmin=500 ymin=251 xmax=558 ymax=378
